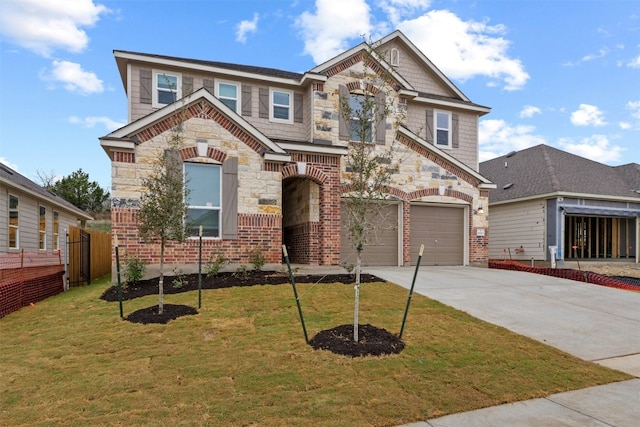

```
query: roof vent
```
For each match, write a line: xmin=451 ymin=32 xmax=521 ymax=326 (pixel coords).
xmin=506 ymin=151 xmax=517 ymax=158
xmin=503 ymin=183 xmax=514 ymax=190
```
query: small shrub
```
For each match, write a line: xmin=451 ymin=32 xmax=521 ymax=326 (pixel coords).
xmin=172 ymin=268 xmax=187 ymax=289
xmin=205 ymin=252 xmax=228 ymax=277
xmin=233 ymin=265 xmax=249 ymax=280
xmin=249 ymin=247 xmax=266 ymax=271
xmin=341 ymin=262 xmax=355 ymax=274
xmin=122 ymin=254 xmax=146 ymax=285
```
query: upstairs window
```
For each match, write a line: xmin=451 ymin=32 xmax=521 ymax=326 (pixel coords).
xmin=216 ymin=82 xmax=240 ymax=113
xmin=435 ymin=111 xmax=452 ymax=148
xmin=153 ymin=71 xmax=181 ymax=107
xmin=39 ymin=206 xmax=46 ymax=250
xmin=349 ymin=93 xmax=373 ymax=143
xmin=270 ymin=89 xmax=292 ymax=123
xmin=185 ymin=163 xmax=221 ymax=238
xmin=390 ymin=48 xmax=400 ymax=66
xmin=8 ymin=194 xmax=18 ymax=249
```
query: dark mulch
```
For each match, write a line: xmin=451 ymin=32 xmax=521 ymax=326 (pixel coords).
xmin=309 ymin=324 xmax=405 ymax=357
xmin=105 ymin=270 xmax=399 ymax=356
xmin=125 ymin=304 xmax=198 ymax=324
xmin=100 ymin=271 xmax=383 ymax=302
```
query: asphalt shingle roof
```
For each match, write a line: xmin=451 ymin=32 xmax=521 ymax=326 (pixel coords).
xmin=0 ymin=163 xmax=92 ymax=219
xmin=479 ymin=144 xmax=640 ymax=203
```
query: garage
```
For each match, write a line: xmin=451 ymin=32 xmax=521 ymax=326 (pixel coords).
xmin=340 ymin=202 xmax=399 ymax=266
xmin=410 ymin=205 xmax=465 ymax=266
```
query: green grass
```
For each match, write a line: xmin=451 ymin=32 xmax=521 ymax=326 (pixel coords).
xmin=0 ymin=275 xmax=630 ymax=426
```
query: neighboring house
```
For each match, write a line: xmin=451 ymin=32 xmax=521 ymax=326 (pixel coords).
xmin=0 ymin=163 xmax=93 ymax=253
xmin=480 ymin=144 xmax=640 ymax=263
xmin=100 ymin=30 xmax=495 ymax=268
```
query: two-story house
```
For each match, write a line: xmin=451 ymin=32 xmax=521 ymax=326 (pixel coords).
xmin=100 ymin=30 xmax=495 ymax=268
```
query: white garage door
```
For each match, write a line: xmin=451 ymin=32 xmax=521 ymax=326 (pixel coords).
xmin=341 ymin=202 xmax=399 ymax=266
xmin=410 ymin=205 xmax=464 ymax=266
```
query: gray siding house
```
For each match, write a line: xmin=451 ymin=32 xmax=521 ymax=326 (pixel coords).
xmin=1 ymin=163 xmax=92 ymax=253
xmin=480 ymin=144 xmax=640 ymax=263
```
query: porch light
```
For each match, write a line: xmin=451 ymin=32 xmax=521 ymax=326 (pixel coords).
xmin=477 ymin=204 xmax=485 ymax=215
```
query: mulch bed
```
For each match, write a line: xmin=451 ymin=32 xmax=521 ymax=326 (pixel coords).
xmin=104 ymin=271 xmax=401 ymax=357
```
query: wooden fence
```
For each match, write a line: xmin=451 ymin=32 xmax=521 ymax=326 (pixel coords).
xmin=67 ymin=226 xmax=111 ymax=286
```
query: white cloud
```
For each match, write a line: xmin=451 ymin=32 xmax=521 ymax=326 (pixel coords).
xmin=379 ymin=0 xmax=430 ymax=26
xmin=570 ymin=104 xmax=607 ymax=127
xmin=627 ymin=55 xmax=640 ymax=68
xmin=295 ymin=0 xmax=375 ymax=64
xmin=398 ymin=10 xmax=530 ymax=91
xmin=0 ymin=157 xmax=19 ymax=172
xmin=519 ymin=105 xmax=541 ymax=118
xmin=0 ymin=0 xmax=109 ymax=57
xmin=582 ymin=48 xmax=608 ymax=62
xmin=236 ymin=13 xmax=259 ymax=43
xmin=627 ymin=101 xmax=640 ymax=119
xmin=479 ymin=119 xmax=546 ymax=161
xmin=558 ymin=135 xmax=624 ymax=163
xmin=619 ymin=122 xmax=632 ymax=130
xmin=69 ymin=116 xmax=125 ymax=131
xmin=42 ymin=60 xmax=104 ymax=95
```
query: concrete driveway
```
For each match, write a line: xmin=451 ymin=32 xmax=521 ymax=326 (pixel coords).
xmin=364 ymin=266 xmax=640 ymax=427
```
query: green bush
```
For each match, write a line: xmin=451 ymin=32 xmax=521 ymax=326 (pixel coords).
xmin=249 ymin=247 xmax=265 ymax=271
xmin=122 ymin=254 xmax=146 ymax=285
xmin=205 ymin=252 xmax=228 ymax=277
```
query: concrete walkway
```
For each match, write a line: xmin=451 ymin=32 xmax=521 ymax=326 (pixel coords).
xmin=364 ymin=266 xmax=640 ymax=427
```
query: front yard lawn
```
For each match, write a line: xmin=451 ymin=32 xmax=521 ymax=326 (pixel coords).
xmin=0 ymin=274 xmax=630 ymax=426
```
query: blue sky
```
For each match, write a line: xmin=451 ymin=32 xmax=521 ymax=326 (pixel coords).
xmin=1 ymin=0 xmax=638 ymax=191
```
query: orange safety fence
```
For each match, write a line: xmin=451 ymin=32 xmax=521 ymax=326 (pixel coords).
xmin=0 ymin=251 xmax=64 ymax=318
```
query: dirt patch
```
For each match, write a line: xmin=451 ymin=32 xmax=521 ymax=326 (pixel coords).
xmin=126 ymin=304 xmax=198 ymax=324
xmin=101 ymin=271 xmax=383 ymax=302
xmin=309 ymin=324 xmax=405 ymax=357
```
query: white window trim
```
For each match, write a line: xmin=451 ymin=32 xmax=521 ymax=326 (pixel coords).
xmin=8 ymin=193 xmax=19 ymax=250
xmin=435 ymin=110 xmax=452 ymax=149
xmin=152 ymin=70 xmax=182 ymax=108
xmin=215 ymin=80 xmax=241 ymax=114
xmin=390 ymin=48 xmax=400 ymax=67
xmin=185 ymin=163 xmax=222 ymax=239
xmin=269 ymin=88 xmax=293 ymax=124
xmin=38 ymin=205 xmax=47 ymax=251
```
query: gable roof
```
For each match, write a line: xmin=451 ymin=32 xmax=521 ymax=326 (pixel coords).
xmin=0 ymin=163 xmax=93 ymax=220
xmin=100 ymin=88 xmax=291 ymax=162
xmin=479 ymin=144 xmax=640 ymax=204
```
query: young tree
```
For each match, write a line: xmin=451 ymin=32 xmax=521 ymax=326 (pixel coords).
xmin=341 ymin=39 xmax=406 ymax=341
xmin=40 ymin=168 xmax=110 ymax=214
xmin=137 ymin=115 xmax=190 ymax=314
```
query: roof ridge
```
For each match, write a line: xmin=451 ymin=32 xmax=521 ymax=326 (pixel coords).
xmin=540 ymin=145 xmax=561 ymax=191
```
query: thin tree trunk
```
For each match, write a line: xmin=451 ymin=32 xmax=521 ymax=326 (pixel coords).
xmin=353 ymin=249 xmax=362 ymax=342
xmin=159 ymin=240 xmax=165 ymax=314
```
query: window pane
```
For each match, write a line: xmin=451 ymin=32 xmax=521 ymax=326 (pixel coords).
xmin=349 ymin=94 xmax=365 ymax=113
xmin=185 ymin=164 xmax=220 ymax=207
xmin=350 ymin=119 xmax=372 ymax=142
xmin=437 ymin=112 xmax=449 ymax=129
xmin=9 ymin=195 xmax=18 ymax=210
xmin=9 ymin=212 xmax=18 ymax=225
xmin=273 ymin=91 xmax=289 ymax=106
xmin=274 ymin=106 xmax=289 ymax=120
xmin=221 ymin=98 xmax=237 ymax=111
xmin=158 ymin=90 xmax=176 ymax=105
xmin=219 ymin=83 xmax=237 ymax=98
xmin=188 ymin=209 xmax=219 ymax=237
xmin=436 ymin=129 xmax=449 ymax=146
xmin=157 ymin=75 xmax=177 ymax=90
xmin=9 ymin=228 xmax=17 ymax=248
